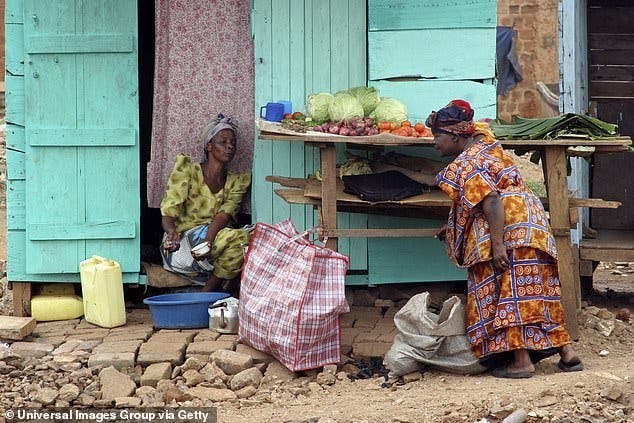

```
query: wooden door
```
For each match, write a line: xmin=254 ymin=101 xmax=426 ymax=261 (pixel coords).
xmin=23 ymin=0 xmax=139 ymax=277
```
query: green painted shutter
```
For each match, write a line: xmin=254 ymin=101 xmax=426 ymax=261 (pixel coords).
xmin=23 ymin=0 xmax=139 ymax=275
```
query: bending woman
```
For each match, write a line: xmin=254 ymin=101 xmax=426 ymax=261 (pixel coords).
xmin=160 ymin=114 xmax=251 ymax=292
xmin=429 ymin=100 xmax=582 ymax=378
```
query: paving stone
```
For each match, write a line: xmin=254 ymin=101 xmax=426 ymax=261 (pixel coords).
xmin=10 ymin=342 xmax=54 ymax=358
xmin=75 ymin=340 xmax=102 ymax=351
xmin=184 ymin=354 xmax=210 ymax=363
xmin=217 ymin=334 xmax=238 ymax=342
xmin=147 ymin=332 xmax=194 ymax=344
xmin=115 ymin=397 xmax=142 ymax=408
xmin=235 ymin=344 xmax=274 ymax=364
xmin=186 ymin=340 xmax=236 ymax=356
xmin=99 ymin=366 xmax=136 ymax=401
xmin=180 ymin=329 xmax=201 ymax=335
xmin=75 ymin=320 xmax=103 ymax=330
xmin=137 ymin=343 xmax=185 ymax=366
xmin=230 ymin=367 xmax=263 ymax=391
xmin=66 ymin=331 xmax=107 ymax=342
xmin=58 ymin=384 xmax=81 ymax=402
xmin=87 ymin=352 xmax=136 ymax=370
xmin=181 ymin=357 xmax=205 ymax=371
xmin=211 ymin=350 xmax=253 ymax=375
xmin=125 ymin=309 xmax=154 ymax=325
xmin=141 ymin=362 xmax=172 ymax=388
xmin=93 ymin=340 xmax=142 ymax=354
xmin=52 ymin=340 xmax=83 ymax=355
xmin=32 ymin=328 xmax=72 ymax=338
xmin=183 ymin=369 xmax=204 ymax=387
xmin=235 ymin=385 xmax=257 ymax=399
xmin=377 ymin=329 xmax=397 ymax=343
xmin=261 ymin=361 xmax=296 ymax=386
xmin=340 ymin=314 xmax=356 ymax=328
xmin=352 ymin=341 xmax=391 ymax=358
xmin=32 ymin=336 xmax=67 ymax=347
xmin=186 ymin=387 xmax=237 ymax=402
xmin=355 ymin=331 xmax=381 ymax=343
xmin=103 ymin=331 xmax=152 ymax=343
xmin=109 ymin=324 xmax=153 ymax=335
xmin=194 ymin=330 xmax=221 ymax=342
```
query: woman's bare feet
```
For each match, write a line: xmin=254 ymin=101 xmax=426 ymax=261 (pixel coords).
xmin=558 ymin=344 xmax=583 ymax=371
xmin=492 ymin=349 xmax=535 ymax=378
xmin=201 ymin=275 xmax=222 ymax=292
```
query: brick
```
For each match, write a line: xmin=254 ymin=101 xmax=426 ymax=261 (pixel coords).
xmin=340 ymin=314 xmax=355 ymax=328
xmin=66 ymin=331 xmax=107 ymax=342
xmin=52 ymin=340 xmax=83 ymax=355
xmin=186 ymin=340 xmax=236 ymax=356
xmin=75 ymin=320 xmax=102 ymax=330
xmin=377 ymin=330 xmax=396 ymax=343
xmin=137 ymin=343 xmax=185 ymax=366
xmin=184 ymin=354 xmax=210 ymax=363
xmin=125 ymin=309 xmax=154 ymax=325
xmin=352 ymin=341 xmax=391 ymax=358
xmin=10 ymin=342 xmax=54 ymax=358
xmin=0 ymin=316 xmax=36 ymax=340
xmin=33 ymin=336 xmax=67 ymax=347
xmin=141 ymin=362 xmax=172 ymax=387
xmin=109 ymin=324 xmax=153 ymax=335
xmin=93 ymin=340 xmax=142 ymax=354
xmin=235 ymin=344 xmax=274 ymax=364
xmin=75 ymin=340 xmax=102 ymax=351
xmin=103 ymin=330 xmax=152 ymax=343
xmin=374 ymin=299 xmax=395 ymax=308
xmin=355 ymin=331 xmax=381 ymax=343
xmin=87 ymin=352 xmax=136 ymax=370
xmin=147 ymin=332 xmax=194 ymax=344
xmin=216 ymin=334 xmax=238 ymax=342
xmin=194 ymin=330 xmax=221 ymax=342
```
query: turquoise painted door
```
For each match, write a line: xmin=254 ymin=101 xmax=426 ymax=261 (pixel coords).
xmin=22 ymin=0 xmax=139 ymax=277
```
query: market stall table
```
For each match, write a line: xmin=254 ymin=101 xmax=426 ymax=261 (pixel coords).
xmin=260 ymin=130 xmax=632 ymax=338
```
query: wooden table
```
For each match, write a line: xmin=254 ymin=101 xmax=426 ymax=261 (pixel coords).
xmin=260 ymin=131 xmax=632 ymax=338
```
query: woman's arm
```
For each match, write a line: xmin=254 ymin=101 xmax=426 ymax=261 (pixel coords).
xmin=161 ymin=215 xmax=180 ymax=252
xmin=481 ymin=191 xmax=510 ymax=271
xmin=204 ymin=212 xmax=232 ymax=246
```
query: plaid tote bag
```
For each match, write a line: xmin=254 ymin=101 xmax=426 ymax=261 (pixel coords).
xmin=238 ymin=219 xmax=350 ymax=371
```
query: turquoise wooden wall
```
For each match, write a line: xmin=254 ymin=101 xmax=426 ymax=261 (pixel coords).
xmin=251 ymin=0 xmax=369 ymax=274
xmin=5 ymin=0 xmax=140 ymax=283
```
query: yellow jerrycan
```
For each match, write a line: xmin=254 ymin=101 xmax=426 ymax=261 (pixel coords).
xmin=31 ymin=284 xmax=84 ymax=321
xmin=80 ymin=256 xmax=126 ymax=328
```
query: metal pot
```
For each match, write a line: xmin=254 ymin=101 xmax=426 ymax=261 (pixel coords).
xmin=208 ymin=297 xmax=239 ymax=334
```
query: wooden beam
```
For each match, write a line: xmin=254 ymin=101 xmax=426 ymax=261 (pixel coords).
xmin=580 ymin=249 xmax=634 ymax=262
xmin=543 ymin=146 xmax=579 ymax=338
xmin=320 ymin=146 xmax=338 ymax=251
xmin=324 ymin=228 xmax=439 ymax=238
xmin=10 ymin=282 xmax=32 ymax=317
xmin=579 ymin=260 xmax=595 ymax=277
xmin=266 ymin=175 xmax=307 ymax=189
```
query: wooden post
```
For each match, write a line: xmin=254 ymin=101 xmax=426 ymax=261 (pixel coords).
xmin=543 ymin=146 xmax=579 ymax=339
xmin=10 ymin=282 xmax=32 ymax=317
xmin=320 ymin=145 xmax=338 ymax=251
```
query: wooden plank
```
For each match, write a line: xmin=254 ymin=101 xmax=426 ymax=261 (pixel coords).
xmin=543 ymin=146 xmax=579 ymax=338
xmin=368 ymin=29 xmax=495 ymax=80
xmin=6 ymin=124 xmax=25 ymax=151
xmin=589 ymin=81 xmax=634 ymax=98
xmin=325 ymin=228 xmax=438 ymax=238
xmin=588 ymin=34 xmax=634 ymax=50
xmin=580 ymin=229 xmax=634 ymax=250
xmin=25 ymin=34 xmax=133 ymax=53
xmin=275 ymin=188 xmax=321 ymax=205
xmin=580 ymin=249 xmax=634 ymax=262
xmin=371 ymin=80 xmax=497 ymax=122
xmin=7 ymin=180 xmax=25 ymax=230
xmin=5 ymin=0 xmax=23 ymax=23
xmin=368 ymin=0 xmax=496 ymax=31
xmin=11 ymin=282 xmax=31 ymax=317
xmin=579 ymin=260 xmax=595 ymax=277
xmin=5 ymin=75 xmax=25 ymax=126
xmin=266 ymin=175 xmax=307 ymax=189
xmin=589 ymin=65 xmax=634 ymax=82
xmin=0 ymin=316 xmax=36 ymax=340
xmin=590 ymin=49 xmax=634 ymax=66
xmin=28 ymin=221 xmax=136 ymax=240
xmin=27 ymin=128 xmax=136 ymax=146
xmin=320 ymin=146 xmax=338 ymax=250
xmin=6 ymin=149 xmax=25 ymax=179
xmin=587 ymin=6 xmax=634 ymax=34
xmin=5 ymin=23 xmax=25 ymax=76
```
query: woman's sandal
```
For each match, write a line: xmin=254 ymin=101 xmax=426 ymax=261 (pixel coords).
xmin=491 ymin=365 xmax=535 ymax=379
xmin=557 ymin=358 xmax=583 ymax=372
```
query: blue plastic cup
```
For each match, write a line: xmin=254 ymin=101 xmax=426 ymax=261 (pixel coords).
xmin=278 ymin=100 xmax=292 ymax=115
xmin=260 ymin=102 xmax=285 ymax=122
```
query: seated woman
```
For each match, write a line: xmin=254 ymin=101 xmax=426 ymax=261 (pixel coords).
xmin=160 ymin=114 xmax=251 ymax=292
xmin=430 ymin=100 xmax=582 ymax=378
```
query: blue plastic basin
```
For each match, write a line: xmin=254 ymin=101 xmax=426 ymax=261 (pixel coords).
xmin=143 ymin=292 xmax=230 ymax=329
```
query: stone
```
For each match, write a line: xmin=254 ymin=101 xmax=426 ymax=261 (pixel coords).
xmin=147 ymin=332 xmax=194 ymax=344
xmin=163 ymin=387 xmax=192 ymax=404
xmin=601 ymin=384 xmax=624 ymax=401
xmin=374 ymin=299 xmax=395 ymax=308
xmin=535 ymin=396 xmax=558 ymax=408
xmin=596 ymin=309 xmax=615 ymax=320
xmin=93 ymin=399 xmax=115 ymax=408
xmin=135 ymin=386 xmax=164 ymax=407
xmin=186 ymin=340 xmax=236 ymax=356
xmin=93 ymin=340 xmax=142 ymax=354
xmin=99 ymin=366 xmax=137 ymax=401
xmin=261 ymin=361 xmax=296 ymax=385
xmin=141 ymin=362 xmax=172 ymax=387
xmin=194 ymin=331 xmax=221 ymax=342
xmin=75 ymin=340 xmax=102 ymax=352
xmin=352 ymin=341 xmax=391 ymax=358
xmin=322 ymin=364 xmax=337 ymax=375
xmin=402 ymin=371 xmax=422 ymax=384
xmin=187 ymin=387 xmax=237 ymax=402
xmin=33 ymin=336 xmax=67 ymax=347
xmin=75 ymin=393 xmax=95 ymax=406
xmin=235 ymin=344 xmax=274 ymax=363
xmin=53 ymin=353 xmax=81 ymax=364
xmin=201 ymin=362 xmax=229 ymax=383
xmin=316 ymin=372 xmax=336 ymax=386
xmin=115 ymin=397 xmax=142 ymax=408
xmin=137 ymin=342 xmax=185 ymax=366
xmin=230 ymin=367 xmax=263 ymax=391
xmin=87 ymin=353 xmax=135 ymax=370
xmin=181 ymin=357 xmax=205 ymax=371
xmin=33 ymin=388 xmax=59 ymax=405
xmin=52 ymin=340 xmax=83 ymax=355
xmin=58 ymin=384 xmax=80 ymax=402
xmin=615 ymin=308 xmax=630 ymax=323
xmin=596 ymin=319 xmax=616 ymax=337
xmin=599 ymin=350 xmax=610 ymax=357
xmin=235 ymin=385 xmax=257 ymax=399
xmin=585 ymin=306 xmax=600 ymax=316
xmin=10 ymin=342 xmax=54 ymax=358
xmin=211 ymin=350 xmax=253 ymax=375
xmin=183 ymin=369 xmax=205 ymax=387
xmin=103 ymin=329 xmax=153 ymax=343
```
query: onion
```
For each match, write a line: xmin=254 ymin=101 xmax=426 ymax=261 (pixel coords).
xmin=355 ymin=127 xmax=365 ymax=136
xmin=313 ymin=126 xmax=324 ymax=132
xmin=339 ymin=127 xmax=350 ymax=136
xmin=329 ymin=125 xmax=340 ymax=134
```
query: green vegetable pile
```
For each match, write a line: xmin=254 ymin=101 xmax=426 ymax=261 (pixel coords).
xmin=491 ymin=114 xmax=618 ymax=140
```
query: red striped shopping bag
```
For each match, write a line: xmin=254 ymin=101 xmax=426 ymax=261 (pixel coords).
xmin=238 ymin=219 xmax=350 ymax=371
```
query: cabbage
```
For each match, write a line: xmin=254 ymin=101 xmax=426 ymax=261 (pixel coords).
xmin=328 ymin=93 xmax=364 ymax=121
xmin=369 ymin=98 xmax=408 ymax=124
xmin=346 ymin=86 xmax=381 ymax=117
xmin=306 ymin=93 xmax=334 ymax=123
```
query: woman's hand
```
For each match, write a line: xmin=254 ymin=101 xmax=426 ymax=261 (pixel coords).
xmin=434 ymin=224 xmax=448 ymax=242
xmin=191 ymin=242 xmax=211 ymax=261
xmin=163 ymin=231 xmax=181 ymax=253
xmin=492 ymin=243 xmax=510 ymax=272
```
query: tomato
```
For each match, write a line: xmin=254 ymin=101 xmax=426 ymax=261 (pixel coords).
xmin=401 ymin=120 xmax=412 ymax=127
xmin=284 ymin=113 xmax=293 ymax=119
xmin=414 ymin=123 xmax=426 ymax=132
xmin=379 ymin=121 xmax=392 ymax=130
xmin=390 ymin=122 xmax=398 ymax=130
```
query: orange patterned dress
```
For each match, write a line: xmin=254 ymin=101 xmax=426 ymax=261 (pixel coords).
xmin=436 ymin=133 xmax=571 ymax=358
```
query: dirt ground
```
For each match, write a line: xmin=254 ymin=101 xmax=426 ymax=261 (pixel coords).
xmin=0 ymin=123 xmax=632 ymax=422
